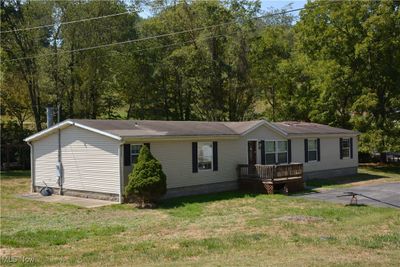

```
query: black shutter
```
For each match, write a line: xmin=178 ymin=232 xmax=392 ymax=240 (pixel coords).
xmin=260 ymin=140 xmax=265 ymax=164
xmin=339 ymin=138 xmax=343 ymax=159
xmin=213 ymin=141 xmax=218 ymax=171
xmin=304 ymin=139 xmax=308 ymax=163
xmin=288 ymin=139 xmax=292 ymax=163
xmin=192 ymin=142 xmax=198 ymax=173
xmin=124 ymin=144 xmax=131 ymax=166
xmin=350 ymin=138 xmax=353 ymax=159
xmin=317 ymin=138 xmax=321 ymax=161
xmin=144 ymin=143 xmax=150 ymax=150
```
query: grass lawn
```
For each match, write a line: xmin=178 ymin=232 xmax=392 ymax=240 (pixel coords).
xmin=307 ymin=165 xmax=400 ymax=190
xmin=1 ymin=167 xmax=399 ymax=266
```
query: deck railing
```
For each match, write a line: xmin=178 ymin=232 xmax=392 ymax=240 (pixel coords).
xmin=236 ymin=164 xmax=258 ymax=179
xmin=237 ymin=163 xmax=303 ymax=182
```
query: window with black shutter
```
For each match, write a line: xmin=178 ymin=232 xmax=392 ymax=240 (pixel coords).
xmin=123 ymin=144 xmax=130 ymax=166
xmin=304 ymin=139 xmax=308 ymax=163
xmin=260 ymin=140 xmax=265 ymax=164
xmin=340 ymin=138 xmax=351 ymax=159
xmin=350 ymin=138 xmax=353 ymax=159
xmin=192 ymin=142 xmax=198 ymax=173
xmin=306 ymin=139 xmax=318 ymax=162
xmin=213 ymin=141 xmax=218 ymax=171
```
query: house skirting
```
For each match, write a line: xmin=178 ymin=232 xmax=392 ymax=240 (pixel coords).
xmin=33 ymin=186 xmax=120 ymax=202
xmin=163 ymin=181 xmax=238 ymax=199
xmin=303 ymin=167 xmax=358 ymax=180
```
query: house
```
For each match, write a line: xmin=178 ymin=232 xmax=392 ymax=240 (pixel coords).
xmin=24 ymin=119 xmax=359 ymax=202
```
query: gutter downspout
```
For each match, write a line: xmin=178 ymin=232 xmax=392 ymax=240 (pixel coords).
xmin=119 ymin=142 xmax=124 ymax=204
xmin=57 ymin=128 xmax=63 ymax=195
xmin=27 ymin=142 xmax=34 ymax=192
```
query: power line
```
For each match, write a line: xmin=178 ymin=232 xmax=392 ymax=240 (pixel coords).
xmin=0 ymin=11 xmax=132 ymax=34
xmin=3 ymin=7 xmax=306 ymax=62
xmin=92 ymin=32 xmax=233 ymax=61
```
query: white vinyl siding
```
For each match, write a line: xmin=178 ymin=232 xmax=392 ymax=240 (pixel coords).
xmin=33 ymin=132 xmax=59 ymax=188
xmin=291 ymin=137 xmax=358 ymax=173
xmin=33 ymin=125 xmax=120 ymax=194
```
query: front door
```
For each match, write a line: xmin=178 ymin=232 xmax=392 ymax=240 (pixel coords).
xmin=248 ymin=141 xmax=257 ymax=175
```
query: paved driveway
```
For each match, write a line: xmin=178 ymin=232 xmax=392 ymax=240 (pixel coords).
xmin=295 ymin=183 xmax=400 ymax=208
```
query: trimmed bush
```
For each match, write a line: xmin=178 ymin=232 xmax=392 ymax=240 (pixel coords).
xmin=125 ymin=145 xmax=167 ymax=207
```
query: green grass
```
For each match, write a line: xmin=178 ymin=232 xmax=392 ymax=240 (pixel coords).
xmin=306 ymin=165 xmax=400 ymax=189
xmin=1 ymin=168 xmax=400 ymax=266
xmin=0 ymin=170 xmax=31 ymax=179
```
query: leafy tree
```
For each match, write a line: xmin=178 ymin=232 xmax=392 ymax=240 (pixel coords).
xmin=125 ymin=146 xmax=167 ymax=208
xmin=1 ymin=0 xmax=53 ymax=131
xmin=294 ymin=0 xmax=400 ymax=154
xmin=250 ymin=10 xmax=294 ymax=121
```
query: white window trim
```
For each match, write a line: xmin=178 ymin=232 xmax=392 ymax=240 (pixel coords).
xmin=264 ymin=140 xmax=288 ymax=165
xmin=130 ymin=144 xmax=142 ymax=165
xmin=307 ymin=138 xmax=318 ymax=163
xmin=198 ymin=142 xmax=213 ymax=171
xmin=341 ymin=138 xmax=351 ymax=159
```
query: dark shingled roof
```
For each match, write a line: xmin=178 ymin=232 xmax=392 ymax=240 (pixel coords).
xmin=272 ymin=121 xmax=357 ymax=135
xmin=69 ymin=119 xmax=357 ymax=138
xmin=70 ymin=119 xmax=262 ymax=137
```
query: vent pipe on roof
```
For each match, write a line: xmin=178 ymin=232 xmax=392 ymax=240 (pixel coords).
xmin=46 ymin=106 xmax=54 ymax=128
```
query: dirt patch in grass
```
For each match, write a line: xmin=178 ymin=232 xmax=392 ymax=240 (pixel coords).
xmin=0 ymin=247 xmax=28 ymax=257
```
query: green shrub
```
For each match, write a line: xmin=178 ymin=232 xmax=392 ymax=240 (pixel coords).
xmin=124 ymin=145 xmax=167 ymax=207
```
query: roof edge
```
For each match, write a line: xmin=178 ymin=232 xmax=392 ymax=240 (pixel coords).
xmin=240 ymin=120 xmax=288 ymax=137
xmin=24 ymin=119 xmax=122 ymax=142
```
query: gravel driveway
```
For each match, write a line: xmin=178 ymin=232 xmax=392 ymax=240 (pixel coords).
xmin=295 ymin=182 xmax=400 ymax=208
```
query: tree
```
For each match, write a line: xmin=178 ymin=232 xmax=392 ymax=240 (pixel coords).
xmin=1 ymin=0 xmax=53 ymax=131
xmin=0 ymin=72 xmax=32 ymax=129
xmin=295 ymin=0 xmax=400 ymax=154
xmin=125 ymin=146 xmax=167 ymax=208
xmin=250 ymin=10 xmax=294 ymax=121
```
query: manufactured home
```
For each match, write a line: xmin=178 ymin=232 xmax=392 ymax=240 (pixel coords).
xmin=24 ymin=119 xmax=359 ymax=202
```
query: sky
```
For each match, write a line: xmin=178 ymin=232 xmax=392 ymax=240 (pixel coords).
xmin=139 ymin=0 xmax=308 ymax=18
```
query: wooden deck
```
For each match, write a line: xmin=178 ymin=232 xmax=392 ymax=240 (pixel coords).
xmin=237 ymin=163 xmax=304 ymax=194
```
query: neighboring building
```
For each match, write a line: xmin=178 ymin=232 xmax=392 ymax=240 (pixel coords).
xmin=24 ymin=119 xmax=359 ymax=203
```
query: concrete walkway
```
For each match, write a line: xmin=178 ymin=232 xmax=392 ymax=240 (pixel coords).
xmin=295 ymin=183 xmax=400 ymax=208
xmin=18 ymin=193 xmax=117 ymax=208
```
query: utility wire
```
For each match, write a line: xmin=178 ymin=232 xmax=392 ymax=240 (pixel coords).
xmin=3 ymin=7 xmax=306 ymax=62
xmin=0 ymin=11 xmax=132 ymax=34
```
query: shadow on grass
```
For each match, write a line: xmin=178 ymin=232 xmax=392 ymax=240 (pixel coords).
xmin=306 ymin=173 xmax=385 ymax=188
xmin=0 ymin=170 xmax=30 ymax=179
xmin=159 ymin=191 xmax=258 ymax=209
xmin=360 ymin=165 xmax=400 ymax=174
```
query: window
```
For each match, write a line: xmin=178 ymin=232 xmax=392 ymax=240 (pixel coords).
xmin=198 ymin=142 xmax=213 ymax=170
xmin=277 ymin=141 xmax=288 ymax=164
xmin=308 ymin=139 xmax=318 ymax=162
xmin=265 ymin=141 xmax=276 ymax=164
xmin=265 ymin=140 xmax=288 ymax=164
xmin=131 ymin=144 xmax=142 ymax=164
xmin=341 ymin=138 xmax=350 ymax=159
